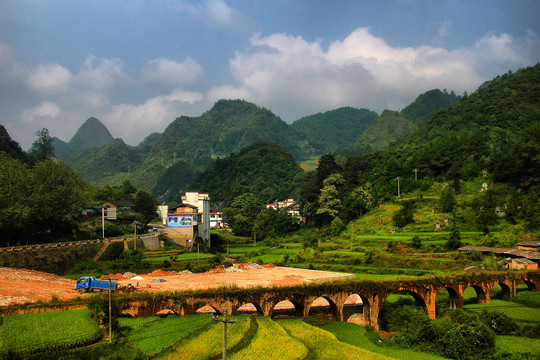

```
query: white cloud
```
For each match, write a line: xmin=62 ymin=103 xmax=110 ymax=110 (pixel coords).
xmin=209 ymin=28 xmax=539 ymax=121
xmin=20 ymin=101 xmax=60 ymax=123
xmin=103 ymin=88 xmax=203 ymax=142
xmin=170 ymin=0 xmax=256 ymax=31
xmin=141 ymin=57 xmax=202 ymax=85
xmin=27 ymin=63 xmax=73 ymax=94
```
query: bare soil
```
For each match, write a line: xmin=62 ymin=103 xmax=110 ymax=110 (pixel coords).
xmin=0 ymin=267 xmax=79 ymax=306
xmin=0 ymin=264 xmax=354 ymax=307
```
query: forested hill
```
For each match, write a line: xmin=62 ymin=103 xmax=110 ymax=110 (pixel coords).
xmin=401 ymin=89 xmax=461 ymax=123
xmin=290 ymin=107 xmax=378 ymax=155
xmin=355 ymin=110 xmax=416 ymax=151
xmin=64 ymin=138 xmax=143 ymax=184
xmin=151 ymin=99 xmax=305 ymax=168
xmin=187 ymin=141 xmax=303 ymax=204
xmin=349 ymin=63 xmax=540 ymax=194
xmin=54 ymin=117 xmax=115 ymax=159
xmin=0 ymin=124 xmax=28 ymax=163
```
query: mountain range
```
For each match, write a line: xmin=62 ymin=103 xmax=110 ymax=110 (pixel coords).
xmin=51 ymin=88 xmax=460 ymax=199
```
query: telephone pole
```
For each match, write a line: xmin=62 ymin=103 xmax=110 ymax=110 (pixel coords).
xmin=396 ymin=177 xmax=401 ymax=197
xmin=108 ymin=279 xmax=112 ymax=343
xmin=413 ymin=168 xmax=418 ymax=180
xmin=213 ymin=307 xmax=237 ymax=360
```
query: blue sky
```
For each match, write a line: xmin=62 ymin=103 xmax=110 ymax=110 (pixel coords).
xmin=1 ymin=0 xmax=539 ymax=149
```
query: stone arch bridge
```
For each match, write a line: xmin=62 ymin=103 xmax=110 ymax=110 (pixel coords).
xmin=120 ymin=271 xmax=540 ymax=329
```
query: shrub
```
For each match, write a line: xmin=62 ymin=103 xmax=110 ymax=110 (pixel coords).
xmin=480 ymin=310 xmax=520 ymax=335
xmin=435 ymin=319 xmax=495 ymax=359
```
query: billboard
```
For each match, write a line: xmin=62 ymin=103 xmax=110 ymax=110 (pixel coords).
xmin=168 ymin=214 xmax=193 ymax=228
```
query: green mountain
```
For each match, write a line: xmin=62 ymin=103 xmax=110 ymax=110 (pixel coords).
xmin=151 ymin=99 xmax=305 ymax=168
xmin=355 ymin=110 xmax=417 ymax=151
xmin=52 ymin=137 xmax=72 ymax=159
xmin=401 ymin=89 xmax=460 ymax=123
xmin=0 ymin=124 xmax=28 ymax=163
xmin=348 ymin=64 xmax=540 ymax=196
xmin=153 ymin=160 xmax=202 ymax=202
xmin=290 ymin=107 xmax=378 ymax=155
xmin=187 ymin=141 xmax=303 ymax=204
xmin=64 ymin=138 xmax=143 ymax=184
xmin=68 ymin=117 xmax=114 ymax=151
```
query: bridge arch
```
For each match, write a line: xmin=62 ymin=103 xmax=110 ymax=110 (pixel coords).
xmin=518 ymin=279 xmax=537 ymax=292
xmin=236 ymin=302 xmax=263 ymax=316
xmin=195 ymin=305 xmax=221 ymax=314
xmin=464 ymin=285 xmax=487 ymax=304
xmin=378 ymin=290 xmax=428 ymax=331
xmin=490 ymin=282 xmax=512 ymax=300
xmin=270 ymin=299 xmax=303 ymax=319
xmin=343 ymin=293 xmax=370 ymax=324
xmin=307 ymin=296 xmax=338 ymax=320
xmin=435 ymin=286 xmax=459 ymax=317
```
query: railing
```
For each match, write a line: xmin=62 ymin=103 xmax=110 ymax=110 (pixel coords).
xmin=0 ymin=234 xmax=159 ymax=254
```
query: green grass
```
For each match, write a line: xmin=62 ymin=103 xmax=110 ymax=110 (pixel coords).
xmin=120 ymin=314 xmax=213 ymax=356
xmin=229 ymin=316 xmax=307 ymax=360
xmin=495 ymin=335 xmax=540 ymax=357
xmin=464 ymin=299 xmax=540 ymax=325
xmin=0 ymin=309 xmax=102 ymax=355
xmin=162 ymin=315 xmax=251 ymax=360
xmin=279 ymin=319 xmax=392 ymax=360
xmin=321 ymin=322 xmax=446 ymax=360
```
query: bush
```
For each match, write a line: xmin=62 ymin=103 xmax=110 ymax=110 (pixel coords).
xmin=435 ymin=319 xmax=495 ymax=359
xmin=480 ymin=310 xmax=519 ymax=335
xmin=87 ymin=294 xmax=120 ymax=333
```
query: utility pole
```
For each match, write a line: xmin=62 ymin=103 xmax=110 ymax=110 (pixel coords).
xmin=133 ymin=221 xmax=139 ymax=250
xmin=213 ymin=307 xmax=237 ymax=360
xmin=413 ymin=168 xmax=418 ymax=180
xmin=108 ymin=279 xmax=112 ymax=344
xmin=102 ymin=208 xmax=105 ymax=239
xmin=396 ymin=177 xmax=401 ymax=197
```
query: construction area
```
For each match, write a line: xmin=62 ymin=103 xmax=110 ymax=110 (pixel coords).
xmin=0 ymin=264 xmax=355 ymax=307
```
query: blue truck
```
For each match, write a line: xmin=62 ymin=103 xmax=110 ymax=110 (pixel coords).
xmin=75 ymin=276 xmax=117 ymax=292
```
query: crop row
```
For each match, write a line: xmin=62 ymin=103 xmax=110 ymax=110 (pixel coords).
xmin=0 ymin=309 xmax=102 ymax=355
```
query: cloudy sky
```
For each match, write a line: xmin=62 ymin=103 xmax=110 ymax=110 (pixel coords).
xmin=1 ymin=0 xmax=539 ymax=149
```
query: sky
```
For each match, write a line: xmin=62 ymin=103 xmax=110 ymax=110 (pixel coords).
xmin=1 ymin=0 xmax=539 ymax=150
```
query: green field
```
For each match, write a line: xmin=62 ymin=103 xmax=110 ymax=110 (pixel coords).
xmin=0 ymin=309 xmax=102 ymax=355
xmin=120 ymin=314 xmax=213 ymax=355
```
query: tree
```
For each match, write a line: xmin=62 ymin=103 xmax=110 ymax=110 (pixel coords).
xmin=446 ymin=215 xmax=462 ymax=250
xmin=121 ymin=180 xmax=138 ymax=201
xmin=254 ymin=207 xmax=299 ymax=241
xmin=438 ymin=187 xmax=457 ymax=213
xmin=29 ymin=128 xmax=55 ymax=162
xmin=343 ymin=183 xmax=374 ymax=220
xmin=222 ymin=193 xmax=264 ymax=236
xmin=316 ymin=153 xmax=341 ymax=186
xmin=0 ymin=153 xmax=31 ymax=246
xmin=134 ymin=190 xmax=157 ymax=226
xmin=316 ymin=173 xmax=345 ymax=223
xmin=392 ymin=200 xmax=415 ymax=228
xmin=29 ymin=160 xmax=89 ymax=240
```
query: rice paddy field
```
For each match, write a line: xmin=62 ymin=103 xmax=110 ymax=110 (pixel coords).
xmin=2 ymin=288 xmax=538 ymax=359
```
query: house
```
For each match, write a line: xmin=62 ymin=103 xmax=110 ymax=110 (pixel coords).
xmin=99 ymin=200 xmax=135 ymax=221
xmin=164 ymin=192 xmax=211 ymax=248
xmin=516 ymin=241 xmax=540 ymax=251
xmin=509 ymin=258 xmax=538 ymax=270
xmin=209 ymin=212 xmax=223 ymax=227
xmin=266 ymin=198 xmax=303 ymax=221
